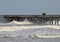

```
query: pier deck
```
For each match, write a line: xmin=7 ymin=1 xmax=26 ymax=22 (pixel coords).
xmin=1 ymin=14 xmax=60 ymax=25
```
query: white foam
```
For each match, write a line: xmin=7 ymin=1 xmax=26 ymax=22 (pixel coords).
xmin=0 ymin=25 xmax=60 ymax=32
xmin=7 ymin=20 xmax=33 ymax=24
xmin=29 ymin=34 xmax=60 ymax=38
xmin=0 ymin=20 xmax=60 ymax=32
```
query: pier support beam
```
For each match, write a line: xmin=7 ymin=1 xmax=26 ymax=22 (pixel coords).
xmin=55 ymin=18 xmax=56 ymax=25
xmin=43 ymin=18 xmax=45 ymax=25
xmin=41 ymin=18 xmax=42 ymax=25
xmin=49 ymin=18 xmax=51 ymax=25
xmin=51 ymin=18 xmax=53 ymax=25
xmin=56 ymin=18 xmax=59 ymax=25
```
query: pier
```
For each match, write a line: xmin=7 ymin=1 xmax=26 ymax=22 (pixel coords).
xmin=1 ymin=13 xmax=60 ymax=25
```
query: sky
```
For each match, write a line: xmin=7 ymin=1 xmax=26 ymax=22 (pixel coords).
xmin=0 ymin=0 xmax=60 ymax=15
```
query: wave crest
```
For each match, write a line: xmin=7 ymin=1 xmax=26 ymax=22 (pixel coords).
xmin=28 ymin=34 xmax=60 ymax=38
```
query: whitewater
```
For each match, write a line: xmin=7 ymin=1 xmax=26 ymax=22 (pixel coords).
xmin=0 ymin=20 xmax=60 ymax=31
xmin=0 ymin=20 xmax=60 ymax=42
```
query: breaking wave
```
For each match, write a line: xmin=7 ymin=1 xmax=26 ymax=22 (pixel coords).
xmin=0 ymin=20 xmax=60 ymax=39
xmin=0 ymin=28 xmax=60 ymax=39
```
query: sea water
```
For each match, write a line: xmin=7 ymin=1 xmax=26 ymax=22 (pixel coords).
xmin=0 ymin=27 xmax=60 ymax=42
xmin=0 ymin=21 xmax=60 ymax=42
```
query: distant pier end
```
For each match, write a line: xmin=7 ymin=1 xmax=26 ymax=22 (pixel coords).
xmin=0 ymin=13 xmax=60 ymax=25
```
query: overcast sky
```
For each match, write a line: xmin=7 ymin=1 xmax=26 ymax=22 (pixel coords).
xmin=0 ymin=0 xmax=60 ymax=15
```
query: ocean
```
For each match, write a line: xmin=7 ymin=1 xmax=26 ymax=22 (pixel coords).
xmin=0 ymin=27 xmax=60 ymax=42
xmin=0 ymin=37 xmax=60 ymax=42
xmin=0 ymin=21 xmax=60 ymax=42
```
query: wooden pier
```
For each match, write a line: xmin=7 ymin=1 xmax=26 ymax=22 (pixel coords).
xmin=3 ymin=13 xmax=60 ymax=25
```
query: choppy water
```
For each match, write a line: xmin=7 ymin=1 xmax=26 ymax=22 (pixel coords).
xmin=0 ymin=27 xmax=60 ymax=42
xmin=0 ymin=37 xmax=60 ymax=42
